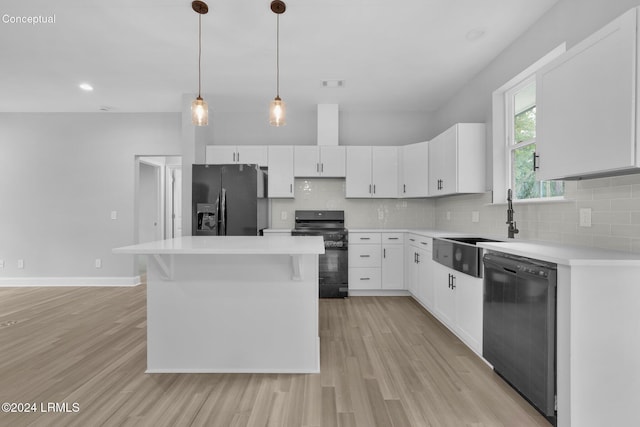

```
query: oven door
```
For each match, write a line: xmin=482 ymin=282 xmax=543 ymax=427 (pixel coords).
xmin=319 ymin=247 xmax=348 ymax=298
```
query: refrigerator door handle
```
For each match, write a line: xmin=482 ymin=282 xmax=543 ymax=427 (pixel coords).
xmin=220 ymin=188 xmax=227 ymax=236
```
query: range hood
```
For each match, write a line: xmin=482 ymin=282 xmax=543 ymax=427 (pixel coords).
xmin=317 ymin=104 xmax=339 ymax=146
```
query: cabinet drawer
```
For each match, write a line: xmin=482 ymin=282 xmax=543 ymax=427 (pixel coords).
xmin=408 ymin=234 xmax=432 ymax=251
xmin=349 ymin=245 xmax=381 ymax=267
xmin=382 ymin=232 xmax=404 ymax=244
xmin=348 ymin=268 xmax=382 ymax=290
xmin=349 ymin=232 xmax=382 ymax=244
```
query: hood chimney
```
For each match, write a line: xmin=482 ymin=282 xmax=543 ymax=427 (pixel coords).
xmin=317 ymin=104 xmax=339 ymax=146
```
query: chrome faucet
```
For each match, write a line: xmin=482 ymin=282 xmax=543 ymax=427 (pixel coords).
xmin=506 ymin=189 xmax=519 ymax=239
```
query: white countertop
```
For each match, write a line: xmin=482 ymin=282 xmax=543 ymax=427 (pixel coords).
xmin=478 ymin=241 xmax=640 ymax=266
xmin=113 ymin=236 xmax=325 ymax=255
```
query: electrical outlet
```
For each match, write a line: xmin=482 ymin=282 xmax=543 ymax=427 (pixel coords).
xmin=95 ymin=258 xmax=102 ymax=268
xmin=446 ymin=211 xmax=451 ymax=221
xmin=17 ymin=259 xmax=24 ymax=269
xmin=280 ymin=211 xmax=287 ymax=220
xmin=579 ymin=208 xmax=592 ymax=227
xmin=472 ymin=211 xmax=480 ymax=223
xmin=111 ymin=211 xmax=117 ymax=220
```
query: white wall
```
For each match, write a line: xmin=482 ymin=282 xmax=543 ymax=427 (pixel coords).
xmin=0 ymin=113 xmax=181 ymax=280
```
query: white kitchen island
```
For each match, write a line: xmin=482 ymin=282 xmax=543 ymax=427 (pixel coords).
xmin=113 ymin=235 xmax=324 ymax=374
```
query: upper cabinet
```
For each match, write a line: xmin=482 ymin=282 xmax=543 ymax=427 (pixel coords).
xmin=267 ymin=146 xmax=295 ymax=198
xmin=536 ymin=8 xmax=639 ymax=180
xmin=399 ymin=141 xmax=429 ymax=198
xmin=206 ymin=145 xmax=268 ymax=167
xmin=346 ymin=146 xmax=398 ymax=198
xmin=294 ymin=146 xmax=346 ymax=177
xmin=428 ymin=123 xmax=486 ymax=196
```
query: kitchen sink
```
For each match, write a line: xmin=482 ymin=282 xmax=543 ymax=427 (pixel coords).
xmin=433 ymin=236 xmax=503 ymax=277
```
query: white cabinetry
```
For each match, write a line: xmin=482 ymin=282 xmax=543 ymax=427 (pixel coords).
xmin=428 ymin=124 xmax=485 ymax=196
xmin=294 ymin=146 xmax=346 ymax=177
xmin=432 ymin=262 xmax=483 ymax=355
xmin=399 ymin=141 xmax=429 ymax=198
xmin=381 ymin=233 xmax=404 ymax=290
xmin=206 ymin=145 xmax=268 ymax=167
xmin=349 ymin=232 xmax=404 ymax=291
xmin=349 ymin=233 xmax=382 ymax=290
xmin=267 ymin=146 xmax=294 ymax=198
xmin=346 ymin=147 xmax=398 ymax=198
xmin=536 ymin=8 xmax=640 ymax=180
xmin=406 ymin=234 xmax=434 ymax=309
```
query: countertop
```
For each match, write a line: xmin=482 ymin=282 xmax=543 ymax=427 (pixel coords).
xmin=113 ymin=236 xmax=325 ymax=255
xmin=478 ymin=241 xmax=640 ymax=266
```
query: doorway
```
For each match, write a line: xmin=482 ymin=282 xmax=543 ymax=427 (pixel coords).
xmin=135 ymin=155 xmax=182 ymax=273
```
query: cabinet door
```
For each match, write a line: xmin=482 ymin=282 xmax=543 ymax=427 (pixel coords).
xmin=237 ymin=146 xmax=268 ymax=167
xmin=382 ymin=244 xmax=404 ymax=289
xmin=319 ymin=146 xmax=346 ymax=177
xmin=536 ymin=9 xmax=636 ymax=180
xmin=428 ymin=126 xmax=457 ymax=196
xmin=433 ymin=263 xmax=456 ymax=328
xmin=372 ymin=147 xmax=398 ymax=198
xmin=267 ymin=146 xmax=294 ymax=198
xmin=454 ymin=273 xmax=483 ymax=354
xmin=294 ymin=146 xmax=320 ymax=177
xmin=416 ymin=248 xmax=434 ymax=310
xmin=346 ymin=147 xmax=373 ymax=197
xmin=206 ymin=146 xmax=236 ymax=164
xmin=405 ymin=238 xmax=419 ymax=296
xmin=401 ymin=142 xmax=429 ymax=197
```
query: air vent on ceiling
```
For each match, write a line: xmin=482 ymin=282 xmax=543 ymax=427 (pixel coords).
xmin=321 ymin=80 xmax=345 ymax=88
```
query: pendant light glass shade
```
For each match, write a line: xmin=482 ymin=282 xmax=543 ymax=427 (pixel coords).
xmin=192 ymin=96 xmax=208 ymax=126
xmin=270 ymin=1 xmax=286 ymax=126
xmin=269 ymin=96 xmax=286 ymax=127
xmin=191 ymin=1 xmax=209 ymax=126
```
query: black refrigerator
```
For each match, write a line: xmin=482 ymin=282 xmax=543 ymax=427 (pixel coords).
xmin=192 ymin=164 xmax=268 ymax=236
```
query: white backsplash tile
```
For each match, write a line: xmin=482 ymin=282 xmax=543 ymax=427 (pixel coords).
xmin=270 ymin=179 xmax=436 ymax=230
xmin=434 ymin=174 xmax=640 ymax=253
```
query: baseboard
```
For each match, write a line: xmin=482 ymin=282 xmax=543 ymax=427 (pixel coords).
xmin=0 ymin=276 xmax=142 ymax=287
xmin=348 ymin=289 xmax=412 ymax=297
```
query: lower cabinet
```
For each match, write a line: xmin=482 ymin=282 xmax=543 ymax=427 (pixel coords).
xmin=432 ymin=262 xmax=483 ymax=354
xmin=349 ymin=232 xmax=404 ymax=291
xmin=406 ymin=234 xmax=434 ymax=310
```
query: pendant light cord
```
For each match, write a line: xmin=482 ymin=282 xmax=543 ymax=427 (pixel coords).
xmin=276 ymin=14 xmax=280 ymax=98
xmin=198 ymin=14 xmax=202 ymax=97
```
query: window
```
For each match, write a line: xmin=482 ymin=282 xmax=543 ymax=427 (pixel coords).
xmin=505 ymin=76 xmax=564 ymax=200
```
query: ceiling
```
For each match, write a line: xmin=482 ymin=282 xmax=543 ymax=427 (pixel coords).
xmin=0 ymin=0 xmax=560 ymax=114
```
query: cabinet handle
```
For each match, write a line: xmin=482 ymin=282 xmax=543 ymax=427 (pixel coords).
xmin=360 ymin=254 xmax=370 ymax=258
xmin=448 ymin=274 xmax=452 ymax=289
xmin=451 ymin=275 xmax=456 ymax=290
xmin=403 ymin=184 xmax=406 ymax=193
xmin=237 ymin=152 xmax=240 ymax=162
xmin=369 ymin=184 xmax=372 ymax=194
xmin=360 ymin=237 xmax=371 ymax=240
xmin=233 ymin=152 xmax=236 ymax=162
xmin=420 ymin=242 xmax=428 ymax=246
xmin=409 ymin=238 xmax=416 ymax=242
xmin=317 ymin=163 xmax=320 ymax=173
xmin=290 ymin=183 xmax=293 ymax=193
xmin=373 ymin=184 xmax=376 ymax=194
xmin=388 ymin=237 xmax=399 ymax=240
xmin=416 ymin=253 xmax=420 ymax=263
xmin=321 ymin=163 xmax=324 ymax=172
xmin=360 ymin=277 xmax=370 ymax=281
xmin=414 ymin=252 xmax=417 ymax=263
xmin=533 ymin=152 xmax=540 ymax=171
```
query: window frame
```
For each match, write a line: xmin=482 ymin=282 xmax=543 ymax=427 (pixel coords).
xmin=490 ymin=43 xmax=566 ymax=204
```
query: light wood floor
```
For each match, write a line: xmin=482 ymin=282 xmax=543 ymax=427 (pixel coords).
xmin=0 ymin=285 xmax=550 ymax=427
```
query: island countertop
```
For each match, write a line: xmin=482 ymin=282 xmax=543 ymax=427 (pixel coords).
xmin=113 ymin=235 xmax=325 ymax=255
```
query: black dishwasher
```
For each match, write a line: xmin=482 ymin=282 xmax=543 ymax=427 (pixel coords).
xmin=483 ymin=252 xmax=557 ymax=425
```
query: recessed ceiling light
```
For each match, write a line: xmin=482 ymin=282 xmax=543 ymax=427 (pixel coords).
xmin=79 ymin=83 xmax=94 ymax=91
xmin=321 ymin=80 xmax=345 ymax=88
xmin=466 ymin=28 xmax=486 ymax=41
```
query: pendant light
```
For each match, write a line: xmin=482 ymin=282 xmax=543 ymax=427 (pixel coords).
xmin=191 ymin=1 xmax=209 ymax=126
xmin=269 ymin=0 xmax=286 ymax=126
